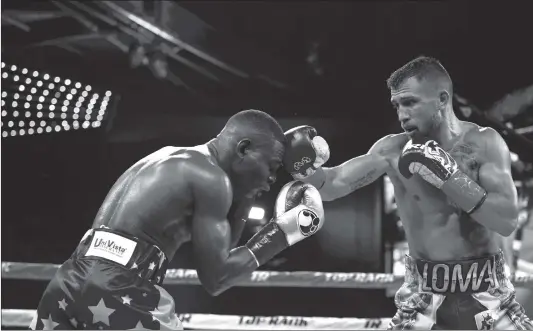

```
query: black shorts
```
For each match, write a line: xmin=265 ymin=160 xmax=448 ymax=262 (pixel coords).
xmin=389 ymin=251 xmax=533 ymax=330
xmin=31 ymin=228 xmax=182 ymax=330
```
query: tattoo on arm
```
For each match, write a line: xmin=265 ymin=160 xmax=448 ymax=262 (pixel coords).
xmin=349 ymin=169 xmax=378 ymax=191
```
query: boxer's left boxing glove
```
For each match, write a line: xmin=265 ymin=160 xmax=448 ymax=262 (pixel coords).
xmin=398 ymin=139 xmax=487 ymax=214
xmin=283 ymin=126 xmax=330 ymax=180
xmin=245 ymin=181 xmax=324 ymax=266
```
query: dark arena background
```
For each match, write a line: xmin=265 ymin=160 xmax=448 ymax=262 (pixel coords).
xmin=1 ymin=1 xmax=533 ymax=330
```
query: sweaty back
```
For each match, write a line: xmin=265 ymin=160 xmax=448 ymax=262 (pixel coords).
xmin=91 ymin=146 xmax=214 ymax=260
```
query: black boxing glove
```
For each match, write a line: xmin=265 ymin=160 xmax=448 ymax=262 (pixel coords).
xmin=398 ymin=139 xmax=487 ymax=214
xmin=245 ymin=181 xmax=324 ymax=267
xmin=283 ymin=126 xmax=330 ymax=180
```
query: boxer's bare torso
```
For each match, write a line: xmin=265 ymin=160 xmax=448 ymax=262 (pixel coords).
xmin=92 ymin=145 xmax=233 ymax=260
xmin=382 ymin=122 xmax=500 ymax=261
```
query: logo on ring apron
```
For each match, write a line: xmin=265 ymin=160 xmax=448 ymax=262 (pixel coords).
xmin=298 ymin=209 xmax=320 ymax=236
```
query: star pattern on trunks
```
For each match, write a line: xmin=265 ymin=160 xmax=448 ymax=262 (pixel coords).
xmin=121 ymin=295 xmax=133 ymax=305
xmin=41 ymin=314 xmax=59 ymax=330
xmin=127 ymin=320 xmax=146 ymax=330
xmin=88 ymin=298 xmax=115 ymax=326
xmin=58 ymin=298 xmax=68 ymax=311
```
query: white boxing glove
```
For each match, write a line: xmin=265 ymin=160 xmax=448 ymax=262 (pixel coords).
xmin=245 ymin=181 xmax=324 ymax=266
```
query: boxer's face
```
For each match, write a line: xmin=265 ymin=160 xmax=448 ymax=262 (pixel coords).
xmin=232 ymin=138 xmax=284 ymax=199
xmin=391 ymin=76 xmax=442 ymax=138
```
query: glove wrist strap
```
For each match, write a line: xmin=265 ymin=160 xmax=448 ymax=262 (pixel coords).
xmin=245 ymin=221 xmax=289 ymax=267
xmin=441 ymin=170 xmax=488 ymax=214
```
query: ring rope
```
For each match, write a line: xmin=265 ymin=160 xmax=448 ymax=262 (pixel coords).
xmin=1 ymin=309 xmax=392 ymax=330
xmin=2 ymin=262 xmax=533 ymax=289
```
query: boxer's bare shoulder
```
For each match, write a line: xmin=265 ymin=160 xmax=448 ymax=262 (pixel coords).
xmin=372 ymin=132 xmax=410 ymax=157
xmin=92 ymin=145 xmax=231 ymax=260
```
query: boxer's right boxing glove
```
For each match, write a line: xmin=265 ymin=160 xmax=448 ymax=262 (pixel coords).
xmin=283 ymin=126 xmax=330 ymax=180
xmin=245 ymin=181 xmax=324 ymax=267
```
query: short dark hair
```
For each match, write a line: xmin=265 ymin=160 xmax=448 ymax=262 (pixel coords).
xmin=386 ymin=56 xmax=453 ymax=94
xmin=220 ymin=109 xmax=285 ymax=145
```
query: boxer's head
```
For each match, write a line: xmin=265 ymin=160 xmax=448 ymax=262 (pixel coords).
xmin=387 ymin=56 xmax=453 ymax=139
xmin=216 ymin=109 xmax=285 ymax=200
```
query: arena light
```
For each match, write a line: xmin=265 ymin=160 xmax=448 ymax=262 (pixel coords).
xmin=248 ymin=207 xmax=265 ymax=220
xmin=1 ymin=62 xmax=5 ymax=68
xmin=2 ymin=62 xmax=116 ymax=138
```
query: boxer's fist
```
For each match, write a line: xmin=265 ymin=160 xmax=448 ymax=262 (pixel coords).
xmin=283 ymin=126 xmax=330 ymax=180
xmin=245 ymin=181 xmax=324 ymax=266
xmin=398 ymin=139 xmax=458 ymax=188
xmin=273 ymin=181 xmax=324 ymax=244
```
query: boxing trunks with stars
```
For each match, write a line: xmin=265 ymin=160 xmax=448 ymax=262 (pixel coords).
xmin=31 ymin=226 xmax=183 ymax=330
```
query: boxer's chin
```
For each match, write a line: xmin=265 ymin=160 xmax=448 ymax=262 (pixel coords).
xmin=405 ymin=128 xmax=418 ymax=137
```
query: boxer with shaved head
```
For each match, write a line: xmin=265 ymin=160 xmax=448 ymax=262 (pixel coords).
xmin=32 ymin=109 xmax=324 ymax=330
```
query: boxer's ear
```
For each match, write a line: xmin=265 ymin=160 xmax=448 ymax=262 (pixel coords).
xmin=236 ymin=139 xmax=252 ymax=158
xmin=439 ymin=90 xmax=450 ymax=108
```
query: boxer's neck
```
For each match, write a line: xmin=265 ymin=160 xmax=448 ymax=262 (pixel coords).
xmin=206 ymin=138 xmax=232 ymax=173
xmin=429 ymin=107 xmax=462 ymax=149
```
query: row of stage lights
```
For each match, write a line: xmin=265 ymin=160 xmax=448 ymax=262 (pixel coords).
xmin=1 ymin=62 xmax=114 ymax=138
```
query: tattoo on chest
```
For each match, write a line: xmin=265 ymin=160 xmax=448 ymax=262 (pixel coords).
xmin=448 ymin=143 xmax=480 ymax=180
xmin=349 ymin=169 xmax=377 ymax=191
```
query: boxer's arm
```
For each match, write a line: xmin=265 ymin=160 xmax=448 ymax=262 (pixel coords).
xmin=468 ymin=129 xmax=519 ymax=236
xmin=317 ymin=135 xmax=399 ymax=201
xmin=228 ymin=197 xmax=255 ymax=248
xmin=191 ymin=171 xmax=258 ymax=296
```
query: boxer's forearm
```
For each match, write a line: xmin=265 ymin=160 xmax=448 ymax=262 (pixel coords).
xmin=298 ymin=167 xmax=327 ymax=189
xmin=469 ymin=193 xmax=518 ymax=237
xmin=320 ymin=153 xmax=388 ymax=201
xmin=230 ymin=218 xmax=247 ymax=248
xmin=200 ymin=246 xmax=259 ymax=296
